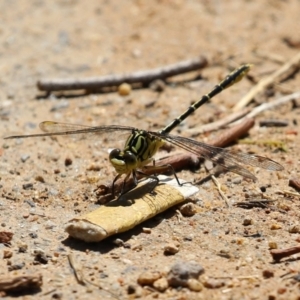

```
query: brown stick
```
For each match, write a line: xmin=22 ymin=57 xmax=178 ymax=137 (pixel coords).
xmin=289 ymin=178 xmax=300 ymax=191
xmin=207 ymin=117 xmax=255 ymax=148
xmin=0 ymin=274 xmax=42 ymax=293
xmin=37 ymin=56 xmax=208 ymax=92
xmin=270 ymin=246 xmax=300 ymax=262
xmin=185 ymin=107 xmax=252 ymax=136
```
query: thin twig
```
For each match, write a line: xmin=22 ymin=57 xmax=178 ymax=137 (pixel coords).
xmin=237 ymin=91 xmax=300 ymax=120
xmin=233 ymin=51 xmax=300 ymax=111
xmin=83 ymin=278 xmax=119 ymax=300
xmin=67 ymin=254 xmax=119 ymax=299
xmin=37 ymin=56 xmax=208 ymax=92
xmin=235 ymin=199 xmax=277 ymax=209
xmin=276 ymin=190 xmax=300 ymax=198
xmin=270 ymin=246 xmax=300 ymax=262
xmin=68 ymin=254 xmax=85 ymax=285
xmin=186 ymin=107 xmax=251 ymax=136
xmin=211 ymin=175 xmax=230 ymax=207
xmin=259 ymin=119 xmax=288 ymax=127
xmin=253 ymin=50 xmax=286 ymax=64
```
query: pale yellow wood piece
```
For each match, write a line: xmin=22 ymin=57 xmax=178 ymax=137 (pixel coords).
xmin=65 ymin=176 xmax=198 ymax=242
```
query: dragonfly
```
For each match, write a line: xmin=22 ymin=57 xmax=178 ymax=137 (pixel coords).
xmin=5 ymin=64 xmax=284 ymax=197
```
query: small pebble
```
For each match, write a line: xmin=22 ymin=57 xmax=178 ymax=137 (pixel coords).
xmin=164 ymin=243 xmax=179 ymax=255
xmin=142 ymin=227 xmax=151 ymax=234
xmin=22 ymin=183 xmax=33 ymax=190
xmin=65 ymin=157 xmax=72 ymax=166
xmin=21 ymin=154 xmax=30 ymax=162
xmin=292 ymin=273 xmax=300 ymax=282
xmin=32 ymin=248 xmax=45 ymax=256
xmin=183 ymin=235 xmax=193 ymax=241
xmin=153 ymin=277 xmax=169 ymax=292
xmin=167 ymin=261 xmax=204 ymax=287
xmin=18 ymin=243 xmax=28 ymax=253
xmin=262 ymin=269 xmax=274 ymax=278
xmin=3 ymin=250 xmax=13 ymax=259
xmin=52 ymin=292 xmax=63 ymax=299
xmin=34 ymin=253 xmax=49 ymax=264
xmin=29 ymin=232 xmax=38 ymax=239
xmin=127 ymin=284 xmax=136 ymax=294
xmin=118 ymin=83 xmax=131 ymax=96
xmin=277 ymin=203 xmax=290 ymax=211
xmin=113 ymin=238 xmax=125 ymax=247
xmin=8 ymin=262 xmax=25 ymax=271
xmin=86 ymin=164 xmax=101 ymax=171
xmin=277 ymin=287 xmax=287 ymax=294
xmin=202 ymin=277 xmax=225 ymax=289
xmin=44 ymin=220 xmax=56 ymax=230
xmin=137 ymin=271 xmax=161 ymax=286
xmin=236 ymin=238 xmax=245 ymax=245
xmin=260 ymin=186 xmax=267 ymax=192
xmin=0 ymin=231 xmax=13 ymax=243
xmin=131 ymin=243 xmax=142 ymax=251
xmin=218 ymin=249 xmax=232 ymax=259
xmin=35 ymin=175 xmax=45 ymax=183
xmin=268 ymin=241 xmax=278 ymax=249
xmin=243 ymin=218 xmax=253 ymax=226
xmin=110 ymin=252 xmax=119 ymax=259
xmin=289 ymin=225 xmax=300 ymax=234
xmin=180 ymin=203 xmax=197 ymax=217
xmin=232 ymin=176 xmax=242 ymax=184
xmin=187 ymin=278 xmax=203 ymax=292
xmin=270 ymin=223 xmax=282 ymax=230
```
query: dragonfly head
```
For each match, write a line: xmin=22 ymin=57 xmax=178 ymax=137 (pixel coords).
xmin=109 ymin=148 xmax=138 ymax=174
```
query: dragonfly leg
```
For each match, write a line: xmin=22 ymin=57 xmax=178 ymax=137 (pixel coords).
xmin=111 ymin=173 xmax=123 ymax=198
xmin=135 ymin=170 xmax=159 ymax=195
xmin=142 ymin=163 xmax=182 ymax=186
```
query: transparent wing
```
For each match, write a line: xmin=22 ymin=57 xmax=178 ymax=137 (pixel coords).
xmin=152 ymin=132 xmax=284 ymax=180
xmin=5 ymin=121 xmax=136 ymax=140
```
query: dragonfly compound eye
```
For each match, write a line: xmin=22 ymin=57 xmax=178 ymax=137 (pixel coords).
xmin=123 ymin=151 xmax=137 ymax=168
xmin=109 ymin=148 xmax=121 ymax=160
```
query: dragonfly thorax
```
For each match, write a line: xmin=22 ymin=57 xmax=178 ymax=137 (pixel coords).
xmin=109 ymin=130 xmax=164 ymax=174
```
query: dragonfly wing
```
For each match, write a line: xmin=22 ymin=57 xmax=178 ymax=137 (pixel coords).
xmin=5 ymin=122 xmax=136 ymax=141
xmin=156 ymin=133 xmax=283 ymax=180
xmin=39 ymin=121 xmax=95 ymax=133
xmin=39 ymin=121 xmax=136 ymax=134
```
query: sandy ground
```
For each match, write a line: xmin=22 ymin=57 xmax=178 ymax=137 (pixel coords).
xmin=1 ymin=0 xmax=300 ymax=299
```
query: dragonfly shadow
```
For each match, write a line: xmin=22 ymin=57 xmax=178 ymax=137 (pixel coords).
xmin=105 ymin=179 xmax=159 ymax=207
